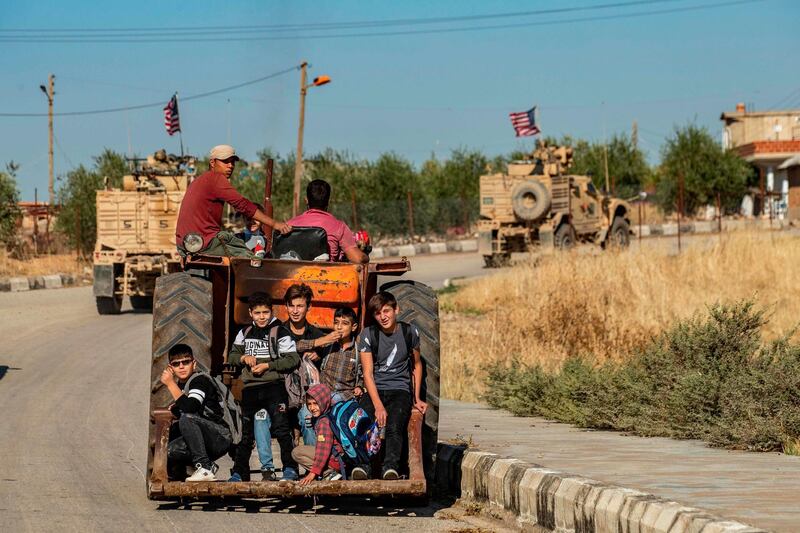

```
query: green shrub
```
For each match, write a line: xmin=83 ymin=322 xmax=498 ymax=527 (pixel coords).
xmin=484 ymin=300 xmax=800 ymax=453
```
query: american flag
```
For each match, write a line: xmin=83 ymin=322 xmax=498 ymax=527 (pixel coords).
xmin=509 ymin=106 xmax=540 ymax=137
xmin=163 ymin=94 xmax=181 ymax=136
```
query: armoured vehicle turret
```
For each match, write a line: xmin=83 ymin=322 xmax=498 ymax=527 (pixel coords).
xmin=92 ymin=151 xmax=196 ymax=314
xmin=478 ymin=142 xmax=632 ymax=267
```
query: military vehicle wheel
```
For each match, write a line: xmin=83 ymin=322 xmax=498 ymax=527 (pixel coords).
xmin=554 ymin=223 xmax=577 ymax=249
xmin=147 ymin=272 xmax=213 ymax=499
xmin=483 ymin=253 xmax=510 ymax=268
xmin=96 ymin=296 xmax=122 ymax=315
xmin=381 ymin=280 xmax=440 ymax=484
xmin=130 ymin=295 xmax=154 ymax=311
xmin=511 ymin=180 xmax=550 ymax=221
xmin=609 ymin=217 xmax=631 ymax=248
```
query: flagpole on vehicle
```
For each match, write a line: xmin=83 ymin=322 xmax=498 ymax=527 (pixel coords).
xmin=176 ymin=92 xmax=185 ymax=158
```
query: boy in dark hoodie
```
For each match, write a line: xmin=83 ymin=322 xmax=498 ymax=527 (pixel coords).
xmin=228 ymin=291 xmax=301 ymax=481
xmin=292 ymin=383 xmax=346 ymax=485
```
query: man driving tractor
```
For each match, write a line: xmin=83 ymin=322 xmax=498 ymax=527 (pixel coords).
xmin=175 ymin=144 xmax=291 ymax=257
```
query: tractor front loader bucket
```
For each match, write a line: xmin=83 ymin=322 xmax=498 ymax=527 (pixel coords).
xmin=147 ymin=409 xmax=426 ymax=500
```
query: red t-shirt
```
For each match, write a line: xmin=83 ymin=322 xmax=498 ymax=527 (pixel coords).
xmin=287 ymin=209 xmax=357 ymax=261
xmin=175 ymin=171 xmax=258 ymax=249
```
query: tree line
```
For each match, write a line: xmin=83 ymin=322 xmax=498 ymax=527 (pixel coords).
xmin=0 ymin=122 xmax=756 ymax=255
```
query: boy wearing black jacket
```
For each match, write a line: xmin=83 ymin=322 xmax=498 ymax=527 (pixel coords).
xmin=228 ymin=292 xmax=301 ymax=481
xmin=163 ymin=344 xmax=232 ymax=482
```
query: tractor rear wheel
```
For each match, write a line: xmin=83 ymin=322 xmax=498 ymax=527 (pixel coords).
xmin=146 ymin=272 xmax=213 ymax=498
xmin=381 ymin=280 xmax=440 ymax=486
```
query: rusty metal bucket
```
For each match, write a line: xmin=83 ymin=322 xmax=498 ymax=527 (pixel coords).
xmin=147 ymin=409 xmax=427 ymax=499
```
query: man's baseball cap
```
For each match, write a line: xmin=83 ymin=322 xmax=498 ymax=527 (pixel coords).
xmin=209 ymin=144 xmax=239 ymax=161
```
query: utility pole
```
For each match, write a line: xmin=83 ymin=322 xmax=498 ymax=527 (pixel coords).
xmin=41 ymin=74 xmax=55 ymax=211
xmin=632 ymin=120 xmax=638 ymax=149
xmin=293 ymin=61 xmax=309 ymax=217
xmin=602 ymin=101 xmax=610 ymax=193
xmin=677 ymin=172 xmax=684 ymax=254
xmin=292 ymin=62 xmax=331 ymax=217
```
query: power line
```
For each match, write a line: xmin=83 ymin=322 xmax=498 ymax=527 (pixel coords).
xmin=0 ymin=0 xmax=763 ymax=43
xmin=53 ymin=134 xmax=75 ymax=169
xmin=0 ymin=65 xmax=299 ymax=117
xmin=0 ymin=0 xmax=684 ymax=35
xmin=767 ymin=86 xmax=800 ymax=110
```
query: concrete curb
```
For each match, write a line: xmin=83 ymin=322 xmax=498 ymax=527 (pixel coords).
xmin=0 ymin=272 xmax=75 ymax=292
xmin=373 ymin=239 xmax=478 ymax=259
xmin=435 ymin=444 xmax=766 ymax=533
xmin=639 ymin=218 xmax=788 ymax=237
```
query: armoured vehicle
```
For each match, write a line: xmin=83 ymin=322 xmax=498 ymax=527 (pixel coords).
xmin=147 ymin=165 xmax=440 ymax=500
xmin=93 ymin=150 xmax=196 ymax=314
xmin=478 ymin=143 xmax=632 ymax=266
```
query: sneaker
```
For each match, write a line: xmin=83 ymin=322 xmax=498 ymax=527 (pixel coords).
xmin=186 ymin=464 xmax=216 ymax=482
xmin=282 ymin=467 xmax=299 ymax=481
xmin=321 ymin=469 xmax=343 ymax=481
xmin=382 ymin=468 xmax=399 ymax=481
xmin=350 ymin=466 xmax=369 ymax=480
xmin=227 ymin=472 xmax=242 ymax=482
xmin=261 ymin=468 xmax=277 ymax=481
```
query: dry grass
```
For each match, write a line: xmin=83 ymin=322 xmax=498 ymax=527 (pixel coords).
xmin=441 ymin=231 xmax=800 ymax=401
xmin=0 ymin=251 xmax=87 ymax=278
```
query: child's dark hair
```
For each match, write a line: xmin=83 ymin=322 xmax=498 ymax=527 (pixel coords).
xmin=334 ymin=307 xmax=358 ymax=325
xmin=168 ymin=343 xmax=194 ymax=361
xmin=367 ymin=291 xmax=397 ymax=316
xmin=248 ymin=291 xmax=272 ymax=310
xmin=284 ymin=283 xmax=313 ymax=305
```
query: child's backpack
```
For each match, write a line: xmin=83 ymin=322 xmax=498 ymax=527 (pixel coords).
xmin=285 ymin=355 xmax=321 ymax=409
xmin=327 ymin=398 xmax=381 ymax=465
xmin=184 ymin=371 xmax=243 ymax=445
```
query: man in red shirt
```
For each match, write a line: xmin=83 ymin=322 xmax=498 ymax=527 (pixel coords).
xmin=175 ymin=144 xmax=291 ymax=257
xmin=287 ymin=179 xmax=367 ymax=263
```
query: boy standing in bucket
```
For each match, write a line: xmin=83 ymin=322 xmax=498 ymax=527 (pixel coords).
xmin=320 ymin=307 xmax=364 ymax=405
xmin=228 ymin=292 xmax=300 ymax=481
xmin=354 ymin=291 xmax=427 ymax=480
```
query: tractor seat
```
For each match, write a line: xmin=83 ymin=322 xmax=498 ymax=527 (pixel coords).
xmin=271 ymin=226 xmax=329 ymax=261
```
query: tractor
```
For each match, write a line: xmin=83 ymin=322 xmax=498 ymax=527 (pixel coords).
xmin=146 ymin=162 xmax=440 ymax=500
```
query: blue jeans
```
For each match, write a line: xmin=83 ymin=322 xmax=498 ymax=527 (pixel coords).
xmin=298 ymin=404 xmax=316 ymax=445
xmin=253 ymin=409 xmax=274 ymax=470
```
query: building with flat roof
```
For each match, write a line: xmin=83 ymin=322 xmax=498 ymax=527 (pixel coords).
xmin=721 ymin=103 xmax=800 ymax=219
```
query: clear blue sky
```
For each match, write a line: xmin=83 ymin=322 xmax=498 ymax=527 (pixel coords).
xmin=1 ymin=0 xmax=798 ymax=200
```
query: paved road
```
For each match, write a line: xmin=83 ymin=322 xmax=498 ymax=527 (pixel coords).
xmin=377 ymin=251 xmax=486 ymax=289
xmin=0 ymin=254 xmax=488 ymax=533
